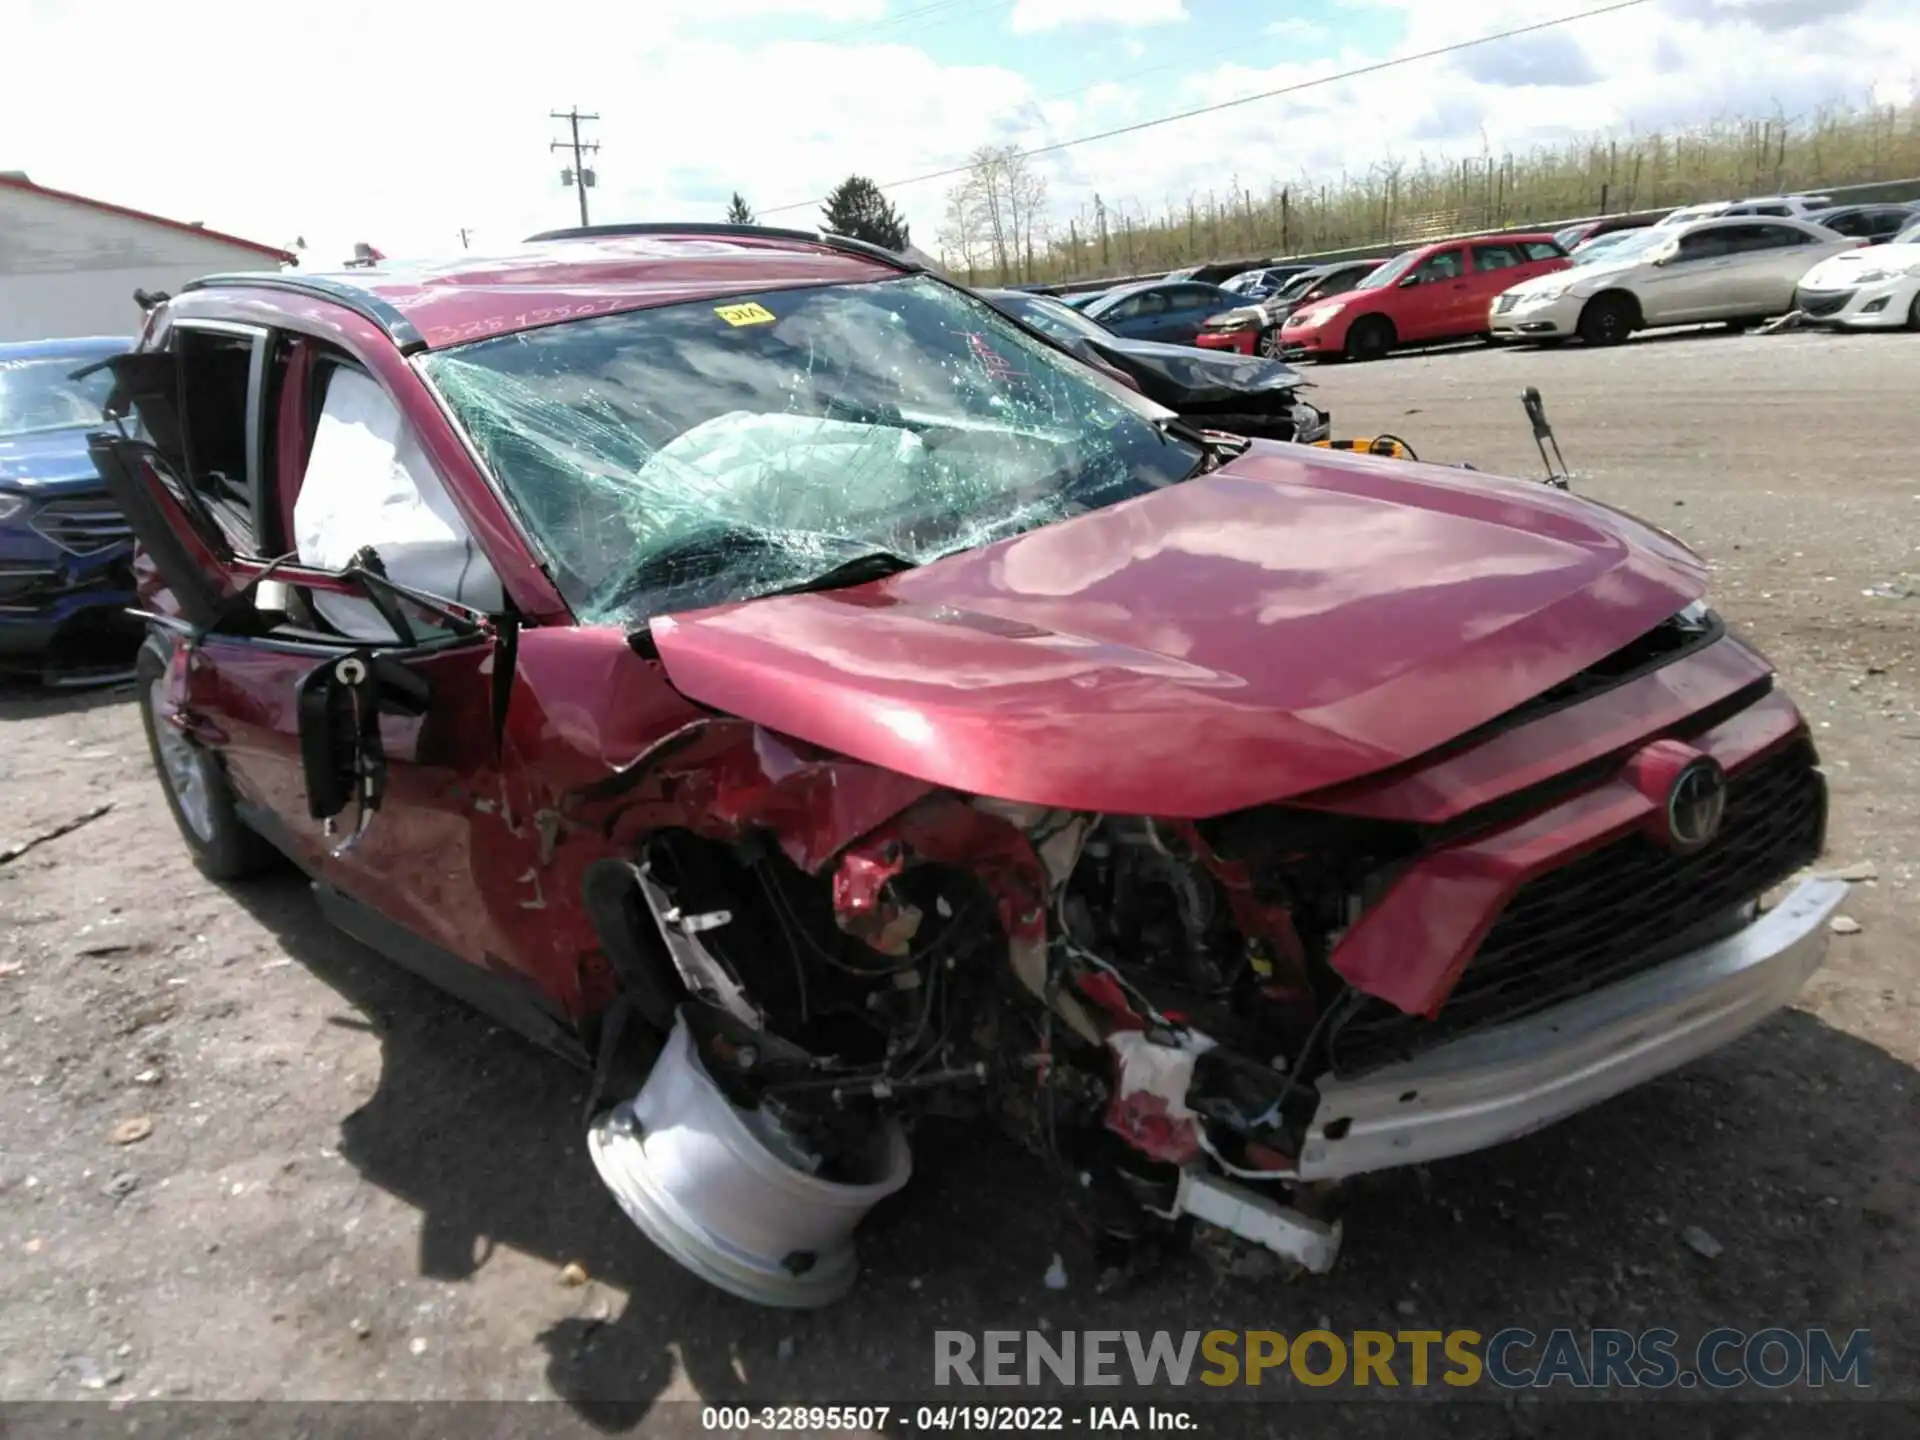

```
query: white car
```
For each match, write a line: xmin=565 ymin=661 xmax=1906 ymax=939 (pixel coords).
xmin=1653 ymin=201 xmax=1733 ymax=228
xmin=1793 ymin=219 xmax=1920 ymax=329
xmin=1488 ymin=216 xmax=1859 ymax=346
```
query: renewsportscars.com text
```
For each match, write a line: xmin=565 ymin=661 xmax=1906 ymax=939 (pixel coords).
xmin=934 ymin=1327 xmax=1873 ymax=1391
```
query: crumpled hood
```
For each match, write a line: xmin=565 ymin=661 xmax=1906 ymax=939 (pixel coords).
xmin=1087 ymin=334 xmax=1305 ymax=406
xmin=0 ymin=427 xmax=108 ymax=495
xmin=651 ymin=445 xmax=1708 ymax=818
xmin=1801 ymin=242 xmax=1920 ymax=288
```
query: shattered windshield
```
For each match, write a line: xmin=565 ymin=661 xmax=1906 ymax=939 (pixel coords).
xmin=0 ymin=357 xmax=116 ymax=438
xmin=421 ymin=275 xmax=1202 ymax=626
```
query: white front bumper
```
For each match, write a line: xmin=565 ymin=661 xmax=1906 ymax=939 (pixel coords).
xmin=1298 ymin=878 xmax=1845 ymax=1181
xmin=1488 ymin=292 xmax=1582 ymax=338
xmin=1794 ymin=275 xmax=1920 ymax=328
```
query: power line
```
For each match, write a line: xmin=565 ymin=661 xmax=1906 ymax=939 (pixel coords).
xmin=550 ymin=108 xmax=601 ymax=227
xmin=759 ymin=0 xmax=1654 ymax=216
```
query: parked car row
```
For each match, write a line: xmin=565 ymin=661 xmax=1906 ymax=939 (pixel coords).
xmin=1052 ymin=193 xmax=1918 ymax=365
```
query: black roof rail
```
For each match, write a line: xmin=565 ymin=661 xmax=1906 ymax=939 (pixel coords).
xmin=521 ymin=221 xmax=920 ymax=273
xmin=177 ymin=272 xmax=428 ymax=354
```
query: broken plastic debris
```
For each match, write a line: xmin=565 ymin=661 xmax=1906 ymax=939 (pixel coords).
xmin=1829 ymin=915 xmax=1862 ymax=935
xmin=1681 ymin=1225 xmax=1724 ymax=1260
xmin=1043 ymin=1254 xmax=1069 ymax=1290
xmin=1828 ymin=861 xmax=1878 ymax=883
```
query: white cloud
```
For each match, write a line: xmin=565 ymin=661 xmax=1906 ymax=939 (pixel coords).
xmin=1009 ymin=0 xmax=1188 ymax=35
xmin=1264 ymin=18 xmax=1330 ymax=45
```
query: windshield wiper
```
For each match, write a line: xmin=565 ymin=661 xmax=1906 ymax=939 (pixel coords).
xmin=762 ymin=550 xmax=919 ymax=598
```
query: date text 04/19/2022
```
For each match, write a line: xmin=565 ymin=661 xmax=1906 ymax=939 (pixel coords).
xmin=700 ymin=1405 xmax=1198 ymax=1431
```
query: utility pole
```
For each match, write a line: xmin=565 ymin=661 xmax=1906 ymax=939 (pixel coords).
xmin=550 ymin=108 xmax=601 ymax=227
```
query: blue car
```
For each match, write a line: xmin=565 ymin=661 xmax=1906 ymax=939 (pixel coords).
xmin=1079 ymin=279 xmax=1246 ymax=345
xmin=0 ymin=336 xmax=139 ymax=681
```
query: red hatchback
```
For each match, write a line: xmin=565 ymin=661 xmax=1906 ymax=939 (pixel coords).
xmin=97 ymin=224 xmax=1839 ymax=1308
xmin=1281 ymin=232 xmax=1569 ymax=360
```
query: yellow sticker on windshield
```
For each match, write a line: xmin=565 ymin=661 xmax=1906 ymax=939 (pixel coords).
xmin=715 ymin=301 xmax=777 ymax=327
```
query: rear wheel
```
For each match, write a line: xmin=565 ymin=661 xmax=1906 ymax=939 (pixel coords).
xmin=136 ymin=636 xmax=278 ymax=881
xmin=1577 ymin=292 xmax=1637 ymax=346
xmin=1343 ymin=315 xmax=1395 ymax=363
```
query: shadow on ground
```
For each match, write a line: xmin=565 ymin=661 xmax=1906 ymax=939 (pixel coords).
xmin=221 ymin=870 xmax=1920 ymax=1433
xmin=0 ymin=675 xmax=138 ymax=721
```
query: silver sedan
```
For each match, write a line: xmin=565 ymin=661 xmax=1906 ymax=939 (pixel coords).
xmin=1489 ymin=216 xmax=1859 ymax=345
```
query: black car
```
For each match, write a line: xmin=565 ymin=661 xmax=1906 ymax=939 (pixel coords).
xmin=1802 ymin=203 xmax=1917 ymax=245
xmin=982 ymin=288 xmax=1330 ymax=445
xmin=1256 ymin=260 xmax=1386 ymax=352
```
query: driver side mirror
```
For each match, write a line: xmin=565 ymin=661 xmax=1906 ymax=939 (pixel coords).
xmin=297 ymin=649 xmax=432 ymax=851
xmin=1648 ymin=244 xmax=1679 ymax=267
xmin=1398 ymin=273 xmax=1422 ymax=288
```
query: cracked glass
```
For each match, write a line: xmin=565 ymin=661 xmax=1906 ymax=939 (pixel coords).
xmin=420 ymin=275 xmax=1203 ymax=626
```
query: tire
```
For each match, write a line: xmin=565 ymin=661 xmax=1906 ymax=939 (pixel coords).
xmin=1343 ymin=315 xmax=1395 ymax=362
xmin=1259 ymin=328 xmax=1285 ymax=359
xmin=1576 ymin=292 xmax=1637 ymax=346
xmin=1907 ymin=290 xmax=1920 ymax=331
xmin=136 ymin=634 xmax=279 ymax=881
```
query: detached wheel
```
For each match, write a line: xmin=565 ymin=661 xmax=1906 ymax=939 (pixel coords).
xmin=1576 ymin=293 xmax=1636 ymax=346
xmin=1343 ymin=316 xmax=1395 ymax=363
xmin=136 ymin=636 xmax=278 ymax=881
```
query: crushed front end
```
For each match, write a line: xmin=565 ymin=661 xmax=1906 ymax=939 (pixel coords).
xmin=577 ymin=606 xmax=1837 ymax=1305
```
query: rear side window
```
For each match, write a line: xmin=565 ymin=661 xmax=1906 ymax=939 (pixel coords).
xmin=1868 ymin=209 xmax=1912 ymax=237
xmin=1724 ymin=224 xmax=1808 ymax=252
xmin=1677 ymin=230 xmax=1731 ymax=261
xmin=1521 ymin=241 xmax=1564 ymax=262
xmin=175 ymin=328 xmax=261 ymax=553
xmin=1472 ymin=243 xmax=1523 ymax=272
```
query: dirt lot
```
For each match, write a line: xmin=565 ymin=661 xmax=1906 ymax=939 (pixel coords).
xmin=2 ymin=327 xmax=1918 ymax=1433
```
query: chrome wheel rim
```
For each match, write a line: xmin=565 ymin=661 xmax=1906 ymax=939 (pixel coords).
xmin=149 ymin=678 xmax=216 ymax=843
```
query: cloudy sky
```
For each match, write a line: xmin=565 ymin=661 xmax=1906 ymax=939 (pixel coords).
xmin=3 ymin=0 xmax=1913 ymax=266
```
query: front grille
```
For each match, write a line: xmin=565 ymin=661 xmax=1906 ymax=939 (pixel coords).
xmin=1796 ymin=289 xmax=1852 ymax=317
xmin=1327 ymin=738 xmax=1826 ymax=1075
xmin=31 ymin=495 xmax=132 ymax=555
xmin=0 ymin=561 xmax=63 ymax=608
xmin=1494 ymin=294 xmax=1520 ymax=314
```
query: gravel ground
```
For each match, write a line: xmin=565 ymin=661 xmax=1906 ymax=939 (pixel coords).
xmin=2 ymin=326 xmax=1918 ymax=1434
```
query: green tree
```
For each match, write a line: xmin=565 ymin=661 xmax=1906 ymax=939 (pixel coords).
xmin=821 ymin=175 xmax=910 ymax=250
xmin=726 ymin=192 xmax=755 ymax=225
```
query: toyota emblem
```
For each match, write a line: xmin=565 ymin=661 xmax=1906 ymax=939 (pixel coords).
xmin=1666 ymin=758 xmax=1728 ymax=850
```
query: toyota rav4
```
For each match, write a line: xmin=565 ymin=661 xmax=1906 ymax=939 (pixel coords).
xmin=96 ymin=225 xmax=1841 ymax=1309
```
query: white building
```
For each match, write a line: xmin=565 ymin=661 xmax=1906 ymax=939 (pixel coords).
xmin=0 ymin=172 xmax=294 ymax=342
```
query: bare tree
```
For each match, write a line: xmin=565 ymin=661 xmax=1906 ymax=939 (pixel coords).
xmin=938 ymin=145 xmax=1050 ymax=284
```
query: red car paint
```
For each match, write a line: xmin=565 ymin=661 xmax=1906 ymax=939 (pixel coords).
xmin=1280 ymin=232 xmax=1569 ymax=358
xmin=651 ymin=446 xmax=1707 ymax=817
xmin=119 ymin=232 xmax=1812 ymax=1056
xmin=1329 ymin=689 xmax=1805 ymax=1015
xmin=1193 ymin=316 xmax=1261 ymax=354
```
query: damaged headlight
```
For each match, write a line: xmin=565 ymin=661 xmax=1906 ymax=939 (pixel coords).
xmin=1516 ymin=283 xmax=1573 ymax=306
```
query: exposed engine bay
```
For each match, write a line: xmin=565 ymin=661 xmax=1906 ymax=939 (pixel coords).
xmin=583 ymin=791 xmax=1412 ymax=1305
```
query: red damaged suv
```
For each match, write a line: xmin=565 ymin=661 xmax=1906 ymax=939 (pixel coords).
xmin=98 ymin=225 xmax=1842 ymax=1308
